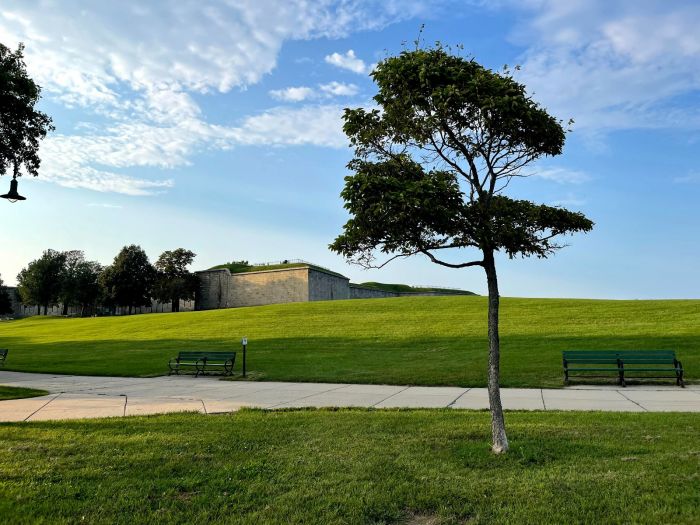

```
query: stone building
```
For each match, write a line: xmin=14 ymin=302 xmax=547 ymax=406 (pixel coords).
xmin=195 ymin=262 xmax=472 ymax=311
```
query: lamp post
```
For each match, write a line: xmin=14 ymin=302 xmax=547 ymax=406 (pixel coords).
xmin=1 ymin=176 xmax=26 ymax=203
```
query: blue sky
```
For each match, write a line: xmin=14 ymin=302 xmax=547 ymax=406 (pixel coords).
xmin=1 ymin=0 xmax=699 ymax=298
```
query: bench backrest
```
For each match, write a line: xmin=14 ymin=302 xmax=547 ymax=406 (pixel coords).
xmin=563 ymin=350 xmax=677 ymax=364
xmin=177 ymin=351 xmax=235 ymax=361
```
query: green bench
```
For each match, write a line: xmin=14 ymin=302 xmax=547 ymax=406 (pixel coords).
xmin=563 ymin=350 xmax=684 ymax=387
xmin=0 ymin=349 xmax=7 ymax=367
xmin=168 ymin=351 xmax=236 ymax=377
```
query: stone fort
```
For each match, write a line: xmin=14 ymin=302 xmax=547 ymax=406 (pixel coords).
xmin=195 ymin=261 xmax=472 ymax=310
xmin=4 ymin=260 xmax=472 ymax=317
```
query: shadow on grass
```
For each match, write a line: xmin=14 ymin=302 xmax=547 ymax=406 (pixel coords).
xmin=0 ymin=333 xmax=696 ymax=388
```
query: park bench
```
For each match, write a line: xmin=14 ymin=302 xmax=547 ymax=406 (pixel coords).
xmin=168 ymin=351 xmax=236 ymax=377
xmin=0 ymin=349 xmax=7 ymax=367
xmin=562 ymin=350 xmax=684 ymax=387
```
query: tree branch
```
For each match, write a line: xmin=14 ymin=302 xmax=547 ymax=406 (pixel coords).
xmin=420 ymin=250 xmax=484 ymax=268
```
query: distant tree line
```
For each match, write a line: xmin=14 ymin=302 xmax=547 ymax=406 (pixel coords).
xmin=6 ymin=246 xmax=198 ymax=316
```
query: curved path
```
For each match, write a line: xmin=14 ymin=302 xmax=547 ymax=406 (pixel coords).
xmin=1 ymin=371 xmax=698 ymax=422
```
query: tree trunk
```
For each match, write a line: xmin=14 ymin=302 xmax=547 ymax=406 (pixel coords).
xmin=172 ymin=296 xmax=180 ymax=313
xmin=43 ymin=304 xmax=48 ymax=316
xmin=483 ymin=250 xmax=509 ymax=454
xmin=62 ymin=303 xmax=68 ymax=316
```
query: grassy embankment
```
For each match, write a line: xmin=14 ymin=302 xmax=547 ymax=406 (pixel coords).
xmin=0 ymin=296 xmax=698 ymax=387
xmin=0 ymin=386 xmax=48 ymax=400
xmin=0 ymin=409 xmax=698 ymax=524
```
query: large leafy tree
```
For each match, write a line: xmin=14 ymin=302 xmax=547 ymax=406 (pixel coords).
xmin=0 ymin=43 xmax=53 ymax=182
xmin=330 ymin=45 xmax=593 ymax=453
xmin=153 ymin=248 xmax=198 ymax=313
xmin=0 ymin=273 xmax=13 ymax=315
xmin=100 ymin=245 xmax=156 ymax=315
xmin=16 ymin=249 xmax=67 ymax=315
xmin=58 ymin=251 xmax=103 ymax=317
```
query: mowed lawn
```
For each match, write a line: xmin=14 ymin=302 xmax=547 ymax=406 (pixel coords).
xmin=0 ymin=410 xmax=698 ymax=524
xmin=0 ymin=296 xmax=698 ymax=387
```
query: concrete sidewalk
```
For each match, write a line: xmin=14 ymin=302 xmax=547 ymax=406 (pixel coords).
xmin=1 ymin=370 xmax=698 ymax=422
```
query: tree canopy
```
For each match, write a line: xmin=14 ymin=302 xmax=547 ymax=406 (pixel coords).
xmin=16 ymin=249 xmax=66 ymax=315
xmin=0 ymin=43 xmax=53 ymax=179
xmin=331 ymin=46 xmax=593 ymax=267
xmin=100 ymin=245 xmax=156 ymax=314
xmin=153 ymin=249 xmax=198 ymax=312
xmin=0 ymin=274 xmax=13 ymax=315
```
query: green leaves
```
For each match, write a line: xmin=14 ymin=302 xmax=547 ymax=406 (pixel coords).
xmin=0 ymin=43 xmax=54 ymax=178
xmin=331 ymin=43 xmax=593 ymax=266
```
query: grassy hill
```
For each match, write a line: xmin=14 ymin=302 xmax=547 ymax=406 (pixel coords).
xmin=357 ymin=281 xmax=475 ymax=295
xmin=0 ymin=296 xmax=698 ymax=387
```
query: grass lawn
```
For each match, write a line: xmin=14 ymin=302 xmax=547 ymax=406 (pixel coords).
xmin=0 ymin=296 xmax=698 ymax=387
xmin=0 ymin=409 xmax=698 ymax=524
xmin=0 ymin=386 xmax=48 ymax=400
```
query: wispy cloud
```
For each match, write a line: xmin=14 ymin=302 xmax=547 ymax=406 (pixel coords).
xmin=509 ymin=0 xmax=700 ymax=136
xmin=528 ymin=167 xmax=590 ymax=184
xmin=0 ymin=1 xmax=433 ymax=195
xmin=269 ymin=82 xmax=359 ymax=102
xmin=269 ymin=86 xmax=316 ymax=102
xmin=673 ymin=172 xmax=700 ymax=184
xmin=325 ymin=50 xmax=372 ymax=75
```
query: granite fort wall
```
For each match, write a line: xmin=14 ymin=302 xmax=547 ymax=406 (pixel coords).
xmin=229 ymin=267 xmax=310 ymax=307
xmin=309 ymin=268 xmax=350 ymax=301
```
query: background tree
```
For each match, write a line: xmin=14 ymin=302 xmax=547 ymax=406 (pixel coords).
xmin=0 ymin=43 xmax=54 ymax=182
xmin=153 ymin=249 xmax=198 ymax=313
xmin=58 ymin=251 xmax=102 ymax=316
xmin=16 ymin=249 xmax=66 ymax=315
xmin=330 ymin=45 xmax=593 ymax=453
xmin=0 ymin=273 xmax=13 ymax=315
xmin=99 ymin=245 xmax=155 ymax=315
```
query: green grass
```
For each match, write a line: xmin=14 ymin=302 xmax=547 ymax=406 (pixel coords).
xmin=0 ymin=296 xmax=698 ymax=387
xmin=358 ymin=282 xmax=475 ymax=295
xmin=0 ymin=409 xmax=698 ymax=524
xmin=0 ymin=386 xmax=48 ymax=400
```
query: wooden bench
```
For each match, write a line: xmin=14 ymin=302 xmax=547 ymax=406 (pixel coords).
xmin=168 ymin=351 xmax=236 ymax=377
xmin=563 ymin=350 xmax=684 ymax=387
xmin=0 ymin=349 xmax=7 ymax=367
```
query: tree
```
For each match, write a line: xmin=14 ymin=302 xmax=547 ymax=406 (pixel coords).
xmin=99 ymin=245 xmax=155 ymax=314
xmin=16 ymin=249 xmax=66 ymax=315
xmin=153 ymin=249 xmax=198 ymax=312
xmin=330 ymin=45 xmax=593 ymax=453
xmin=0 ymin=43 xmax=54 ymax=182
xmin=0 ymin=273 xmax=13 ymax=315
xmin=58 ymin=251 xmax=102 ymax=316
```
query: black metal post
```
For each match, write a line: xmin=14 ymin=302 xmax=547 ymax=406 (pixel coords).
xmin=242 ymin=337 xmax=247 ymax=377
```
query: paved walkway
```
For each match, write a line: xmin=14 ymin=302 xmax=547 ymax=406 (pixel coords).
xmin=1 ymin=371 xmax=698 ymax=422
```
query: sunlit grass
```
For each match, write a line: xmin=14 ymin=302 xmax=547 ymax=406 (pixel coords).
xmin=0 ymin=296 xmax=697 ymax=386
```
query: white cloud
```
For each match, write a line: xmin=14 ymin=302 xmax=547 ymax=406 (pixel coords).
xmin=0 ymin=1 xmax=434 ymax=194
xmin=674 ymin=172 xmax=700 ymax=184
xmin=269 ymin=81 xmax=359 ymax=102
xmin=551 ymin=194 xmax=587 ymax=207
xmin=319 ymin=81 xmax=359 ymax=96
xmin=226 ymin=105 xmax=348 ymax=148
xmin=325 ymin=50 xmax=371 ymax=75
xmin=508 ymin=0 xmax=700 ymax=135
xmin=269 ymin=86 xmax=316 ymax=102
xmin=528 ymin=167 xmax=590 ymax=184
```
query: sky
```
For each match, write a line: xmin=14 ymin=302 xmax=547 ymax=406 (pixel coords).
xmin=1 ymin=0 xmax=699 ymax=299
